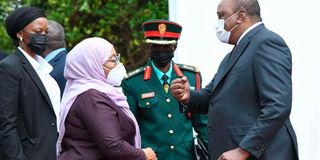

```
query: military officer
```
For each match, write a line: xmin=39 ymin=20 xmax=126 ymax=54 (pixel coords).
xmin=122 ymin=20 xmax=208 ymax=160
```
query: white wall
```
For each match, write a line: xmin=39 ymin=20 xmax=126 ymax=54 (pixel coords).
xmin=169 ymin=0 xmax=320 ymax=159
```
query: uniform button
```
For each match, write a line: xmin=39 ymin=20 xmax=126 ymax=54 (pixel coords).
xmin=170 ymin=145 xmax=175 ymax=150
xmin=169 ymin=129 xmax=174 ymax=135
xmin=51 ymin=122 xmax=56 ymax=126
xmin=166 ymin=98 xmax=170 ymax=103
xmin=168 ymin=114 xmax=172 ymax=118
xmin=146 ymin=102 xmax=150 ymax=105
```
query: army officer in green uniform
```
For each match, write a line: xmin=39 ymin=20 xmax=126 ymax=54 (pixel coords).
xmin=122 ymin=20 xmax=208 ymax=160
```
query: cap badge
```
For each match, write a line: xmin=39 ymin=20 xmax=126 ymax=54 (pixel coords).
xmin=158 ymin=23 xmax=166 ymax=35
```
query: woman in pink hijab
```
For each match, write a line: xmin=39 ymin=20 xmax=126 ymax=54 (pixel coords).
xmin=57 ymin=37 xmax=156 ymax=160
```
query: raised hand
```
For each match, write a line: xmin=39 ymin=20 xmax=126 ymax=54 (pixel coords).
xmin=170 ymin=76 xmax=190 ymax=104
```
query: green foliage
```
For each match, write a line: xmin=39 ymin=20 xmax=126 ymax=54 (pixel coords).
xmin=0 ymin=0 xmax=168 ymax=70
xmin=0 ymin=1 xmax=21 ymax=54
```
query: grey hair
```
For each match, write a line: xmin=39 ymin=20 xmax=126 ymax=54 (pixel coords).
xmin=47 ymin=20 xmax=66 ymax=49
xmin=233 ymin=0 xmax=262 ymax=22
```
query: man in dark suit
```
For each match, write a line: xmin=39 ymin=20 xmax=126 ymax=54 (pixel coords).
xmin=0 ymin=7 xmax=59 ymax=160
xmin=170 ymin=0 xmax=299 ymax=159
xmin=0 ymin=49 xmax=7 ymax=61
xmin=42 ymin=20 xmax=67 ymax=96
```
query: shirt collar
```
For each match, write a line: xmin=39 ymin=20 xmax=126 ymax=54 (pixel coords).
xmin=18 ymin=47 xmax=53 ymax=75
xmin=237 ymin=22 xmax=263 ymax=45
xmin=151 ymin=61 xmax=173 ymax=84
xmin=44 ymin=48 xmax=66 ymax=62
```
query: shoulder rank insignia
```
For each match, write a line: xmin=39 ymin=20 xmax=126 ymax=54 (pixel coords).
xmin=176 ymin=63 xmax=201 ymax=91
xmin=176 ymin=63 xmax=199 ymax=73
xmin=125 ymin=67 xmax=144 ymax=79
xmin=173 ymin=64 xmax=184 ymax=78
xmin=143 ymin=66 xmax=152 ymax=81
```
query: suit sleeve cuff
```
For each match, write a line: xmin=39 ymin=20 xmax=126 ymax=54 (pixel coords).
xmin=239 ymin=141 xmax=268 ymax=158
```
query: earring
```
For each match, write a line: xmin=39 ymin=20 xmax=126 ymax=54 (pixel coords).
xmin=19 ymin=37 xmax=23 ymax=41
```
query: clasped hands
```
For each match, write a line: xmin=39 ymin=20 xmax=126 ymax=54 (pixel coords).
xmin=142 ymin=147 xmax=157 ymax=160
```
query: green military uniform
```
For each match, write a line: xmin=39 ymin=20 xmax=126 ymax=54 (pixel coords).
xmin=122 ymin=60 xmax=208 ymax=160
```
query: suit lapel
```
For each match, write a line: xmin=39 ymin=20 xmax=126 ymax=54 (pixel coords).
xmin=212 ymin=24 xmax=265 ymax=93
xmin=49 ymin=50 xmax=66 ymax=67
xmin=49 ymin=58 xmax=56 ymax=67
xmin=16 ymin=50 xmax=54 ymax=112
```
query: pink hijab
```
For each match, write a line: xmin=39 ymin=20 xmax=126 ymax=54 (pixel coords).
xmin=56 ymin=37 xmax=141 ymax=155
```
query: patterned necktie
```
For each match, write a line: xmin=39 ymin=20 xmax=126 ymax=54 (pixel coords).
xmin=161 ymin=74 xmax=169 ymax=93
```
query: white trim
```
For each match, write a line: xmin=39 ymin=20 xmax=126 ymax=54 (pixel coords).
xmin=145 ymin=39 xmax=177 ymax=45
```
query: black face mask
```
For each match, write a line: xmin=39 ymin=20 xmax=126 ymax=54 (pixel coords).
xmin=150 ymin=51 xmax=174 ymax=68
xmin=27 ymin=33 xmax=48 ymax=56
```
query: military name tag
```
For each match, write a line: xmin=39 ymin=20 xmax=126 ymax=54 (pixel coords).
xmin=141 ymin=92 xmax=155 ymax=99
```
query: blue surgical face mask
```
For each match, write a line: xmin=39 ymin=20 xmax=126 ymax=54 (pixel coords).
xmin=215 ymin=11 xmax=239 ymax=43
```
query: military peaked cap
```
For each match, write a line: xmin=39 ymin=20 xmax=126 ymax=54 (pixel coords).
xmin=142 ymin=19 xmax=182 ymax=45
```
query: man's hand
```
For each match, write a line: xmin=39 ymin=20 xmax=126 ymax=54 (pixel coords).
xmin=218 ymin=147 xmax=250 ymax=160
xmin=170 ymin=76 xmax=190 ymax=104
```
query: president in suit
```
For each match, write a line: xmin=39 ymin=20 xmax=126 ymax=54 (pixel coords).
xmin=42 ymin=20 xmax=67 ymax=96
xmin=170 ymin=0 xmax=299 ymax=159
xmin=0 ymin=49 xmax=7 ymax=61
xmin=0 ymin=7 xmax=60 ymax=160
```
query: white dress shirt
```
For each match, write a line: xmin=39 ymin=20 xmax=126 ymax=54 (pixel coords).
xmin=18 ymin=47 xmax=61 ymax=131
xmin=237 ymin=22 xmax=263 ymax=45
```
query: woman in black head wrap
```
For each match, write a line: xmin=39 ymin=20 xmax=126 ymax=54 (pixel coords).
xmin=5 ymin=6 xmax=49 ymax=56
xmin=0 ymin=6 xmax=60 ymax=160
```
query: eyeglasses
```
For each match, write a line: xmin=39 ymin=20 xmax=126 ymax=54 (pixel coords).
xmin=107 ymin=53 xmax=121 ymax=65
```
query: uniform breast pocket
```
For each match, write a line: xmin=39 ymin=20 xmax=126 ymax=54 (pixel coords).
xmin=138 ymin=98 xmax=158 ymax=109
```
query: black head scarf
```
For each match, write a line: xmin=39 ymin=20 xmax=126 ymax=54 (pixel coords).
xmin=5 ymin=6 xmax=46 ymax=46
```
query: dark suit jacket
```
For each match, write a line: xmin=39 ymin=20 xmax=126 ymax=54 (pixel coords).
xmin=187 ymin=24 xmax=299 ymax=160
xmin=48 ymin=49 xmax=67 ymax=97
xmin=0 ymin=50 xmax=7 ymax=61
xmin=0 ymin=49 xmax=58 ymax=160
xmin=59 ymin=89 xmax=145 ymax=160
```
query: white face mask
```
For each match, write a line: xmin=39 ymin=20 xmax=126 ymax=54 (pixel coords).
xmin=106 ymin=63 xmax=127 ymax=86
xmin=215 ymin=12 xmax=239 ymax=43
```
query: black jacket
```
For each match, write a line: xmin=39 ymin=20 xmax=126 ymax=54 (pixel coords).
xmin=0 ymin=49 xmax=57 ymax=160
xmin=0 ymin=50 xmax=7 ymax=61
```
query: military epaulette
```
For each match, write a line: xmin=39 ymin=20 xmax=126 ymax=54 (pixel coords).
xmin=125 ymin=67 xmax=144 ymax=79
xmin=175 ymin=63 xmax=199 ymax=73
